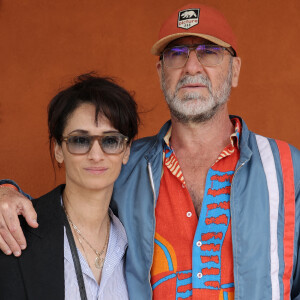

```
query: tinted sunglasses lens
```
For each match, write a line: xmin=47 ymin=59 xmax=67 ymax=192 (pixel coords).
xmin=101 ymin=135 xmax=125 ymax=154
xmin=67 ymin=136 xmax=91 ymax=154
xmin=164 ymin=46 xmax=188 ymax=68
xmin=196 ymin=45 xmax=223 ymax=66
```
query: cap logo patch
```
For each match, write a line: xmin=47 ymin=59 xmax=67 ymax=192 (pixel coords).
xmin=178 ymin=8 xmax=200 ymax=30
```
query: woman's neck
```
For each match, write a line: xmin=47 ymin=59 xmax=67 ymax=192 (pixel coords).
xmin=63 ymin=182 xmax=112 ymax=235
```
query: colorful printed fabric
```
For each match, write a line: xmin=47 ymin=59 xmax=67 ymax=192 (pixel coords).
xmin=151 ymin=118 xmax=241 ymax=300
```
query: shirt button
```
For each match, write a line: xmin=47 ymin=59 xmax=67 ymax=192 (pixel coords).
xmin=182 ymin=184 xmax=185 ymax=188
xmin=196 ymin=241 xmax=202 ymax=247
xmin=197 ymin=272 xmax=203 ymax=279
xmin=186 ymin=211 xmax=192 ymax=218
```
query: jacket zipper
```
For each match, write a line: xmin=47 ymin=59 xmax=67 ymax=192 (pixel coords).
xmin=230 ymin=161 xmax=246 ymax=300
xmin=147 ymin=162 xmax=156 ymax=201
xmin=147 ymin=161 xmax=156 ymax=299
xmin=232 ymin=161 xmax=245 ymax=182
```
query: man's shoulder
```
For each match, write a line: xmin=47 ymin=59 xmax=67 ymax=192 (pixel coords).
xmin=250 ymin=132 xmax=300 ymax=157
xmin=131 ymin=135 xmax=159 ymax=151
xmin=123 ymin=135 xmax=163 ymax=174
xmin=127 ymin=120 xmax=171 ymax=163
xmin=116 ymin=121 xmax=171 ymax=186
xmin=246 ymin=130 xmax=300 ymax=187
xmin=238 ymin=116 xmax=300 ymax=158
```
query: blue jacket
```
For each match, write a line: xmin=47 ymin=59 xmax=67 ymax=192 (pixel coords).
xmin=4 ymin=116 xmax=300 ymax=300
xmin=111 ymin=116 xmax=300 ymax=300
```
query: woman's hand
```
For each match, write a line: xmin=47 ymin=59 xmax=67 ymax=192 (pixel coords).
xmin=0 ymin=187 xmax=38 ymax=256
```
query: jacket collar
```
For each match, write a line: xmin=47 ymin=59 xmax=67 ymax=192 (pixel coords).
xmin=145 ymin=117 xmax=253 ymax=165
xmin=144 ymin=120 xmax=171 ymax=163
xmin=229 ymin=115 xmax=253 ymax=167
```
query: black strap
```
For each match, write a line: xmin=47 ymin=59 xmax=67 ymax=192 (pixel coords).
xmin=61 ymin=207 xmax=88 ymax=300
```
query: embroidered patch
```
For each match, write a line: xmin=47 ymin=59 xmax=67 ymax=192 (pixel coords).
xmin=178 ymin=8 xmax=200 ymax=30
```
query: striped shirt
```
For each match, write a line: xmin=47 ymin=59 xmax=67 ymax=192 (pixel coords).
xmin=64 ymin=209 xmax=128 ymax=300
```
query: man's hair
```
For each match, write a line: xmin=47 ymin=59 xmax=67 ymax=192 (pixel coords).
xmin=48 ymin=72 xmax=139 ymax=151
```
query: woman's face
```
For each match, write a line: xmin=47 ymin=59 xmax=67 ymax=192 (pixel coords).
xmin=54 ymin=103 xmax=130 ymax=193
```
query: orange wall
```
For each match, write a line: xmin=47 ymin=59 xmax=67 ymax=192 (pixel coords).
xmin=1 ymin=0 xmax=299 ymax=197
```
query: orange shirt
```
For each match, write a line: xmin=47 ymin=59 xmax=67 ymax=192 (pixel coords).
xmin=151 ymin=118 xmax=241 ymax=300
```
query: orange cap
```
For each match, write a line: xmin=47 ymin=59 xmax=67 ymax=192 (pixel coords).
xmin=151 ymin=4 xmax=237 ymax=56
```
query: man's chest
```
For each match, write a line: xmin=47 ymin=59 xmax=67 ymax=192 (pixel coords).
xmin=151 ymin=164 xmax=236 ymax=299
xmin=180 ymin=164 xmax=208 ymax=216
xmin=150 ymin=138 xmax=240 ymax=299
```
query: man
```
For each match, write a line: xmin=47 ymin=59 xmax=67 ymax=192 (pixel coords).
xmin=0 ymin=3 xmax=299 ymax=300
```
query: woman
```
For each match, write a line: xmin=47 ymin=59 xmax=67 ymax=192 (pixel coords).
xmin=0 ymin=73 xmax=139 ymax=300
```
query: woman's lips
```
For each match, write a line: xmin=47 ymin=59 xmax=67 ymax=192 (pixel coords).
xmin=84 ymin=167 xmax=108 ymax=174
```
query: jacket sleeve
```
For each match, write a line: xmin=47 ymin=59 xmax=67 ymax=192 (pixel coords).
xmin=1 ymin=179 xmax=32 ymax=200
xmin=291 ymin=163 xmax=300 ymax=299
xmin=0 ymin=250 xmax=27 ymax=299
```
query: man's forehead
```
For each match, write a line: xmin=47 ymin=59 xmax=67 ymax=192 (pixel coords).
xmin=167 ymin=36 xmax=215 ymax=48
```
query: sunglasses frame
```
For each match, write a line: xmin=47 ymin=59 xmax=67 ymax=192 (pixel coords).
xmin=161 ymin=44 xmax=235 ymax=68
xmin=61 ymin=133 xmax=129 ymax=155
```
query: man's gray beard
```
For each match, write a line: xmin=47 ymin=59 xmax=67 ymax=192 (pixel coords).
xmin=161 ymin=61 xmax=233 ymax=123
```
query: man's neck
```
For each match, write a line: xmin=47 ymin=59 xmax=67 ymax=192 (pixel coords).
xmin=170 ymin=105 xmax=234 ymax=157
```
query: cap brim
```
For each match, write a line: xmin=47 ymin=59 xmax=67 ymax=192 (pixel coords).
xmin=151 ymin=33 xmax=231 ymax=55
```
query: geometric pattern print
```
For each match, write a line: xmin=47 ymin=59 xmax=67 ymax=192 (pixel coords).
xmin=153 ymin=269 xmax=234 ymax=300
xmin=152 ymin=232 xmax=192 ymax=298
xmin=152 ymin=166 xmax=236 ymax=299
xmin=152 ymin=269 xmax=193 ymax=300
xmin=154 ymin=161 xmax=236 ymax=298
xmin=152 ymin=118 xmax=241 ymax=299
xmin=153 ymin=233 xmax=178 ymax=275
xmin=256 ymin=136 xmax=295 ymax=300
xmin=193 ymin=169 xmax=234 ymax=290
xmin=152 ymin=232 xmax=192 ymax=299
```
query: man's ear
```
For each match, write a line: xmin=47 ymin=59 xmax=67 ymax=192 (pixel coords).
xmin=54 ymin=142 xmax=64 ymax=164
xmin=231 ymin=57 xmax=241 ymax=88
xmin=156 ymin=60 xmax=163 ymax=89
xmin=122 ymin=144 xmax=131 ymax=165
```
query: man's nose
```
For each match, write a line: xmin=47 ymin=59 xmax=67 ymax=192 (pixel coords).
xmin=183 ymin=50 xmax=205 ymax=75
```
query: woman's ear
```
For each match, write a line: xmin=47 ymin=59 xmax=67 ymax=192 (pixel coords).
xmin=54 ymin=142 xmax=64 ymax=164
xmin=122 ymin=144 xmax=131 ymax=165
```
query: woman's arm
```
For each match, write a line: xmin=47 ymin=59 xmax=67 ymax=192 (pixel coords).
xmin=0 ymin=180 xmax=38 ymax=256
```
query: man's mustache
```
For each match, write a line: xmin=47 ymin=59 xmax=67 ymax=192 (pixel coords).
xmin=175 ymin=75 xmax=212 ymax=94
